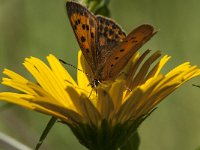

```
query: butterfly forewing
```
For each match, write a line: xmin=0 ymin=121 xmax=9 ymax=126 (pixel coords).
xmin=100 ymin=24 xmax=157 ymax=80
xmin=66 ymin=2 xmax=98 ymax=73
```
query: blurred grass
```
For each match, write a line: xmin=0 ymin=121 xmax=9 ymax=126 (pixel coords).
xmin=0 ymin=0 xmax=200 ymax=149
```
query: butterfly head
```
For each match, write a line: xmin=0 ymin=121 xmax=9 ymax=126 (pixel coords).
xmin=89 ymin=79 xmax=101 ymax=88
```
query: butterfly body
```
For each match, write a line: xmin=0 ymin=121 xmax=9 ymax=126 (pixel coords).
xmin=66 ymin=1 xmax=157 ymax=87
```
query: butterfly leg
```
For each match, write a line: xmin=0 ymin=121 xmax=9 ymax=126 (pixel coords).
xmin=88 ymin=88 xmax=94 ymax=98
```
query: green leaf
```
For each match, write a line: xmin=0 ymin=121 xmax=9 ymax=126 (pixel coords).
xmin=83 ymin=0 xmax=111 ymax=17
xmin=35 ymin=117 xmax=57 ymax=150
xmin=95 ymin=5 xmax=110 ymax=17
xmin=120 ymin=131 xmax=140 ymax=150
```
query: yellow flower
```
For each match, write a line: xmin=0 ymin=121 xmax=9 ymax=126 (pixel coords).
xmin=0 ymin=50 xmax=200 ymax=150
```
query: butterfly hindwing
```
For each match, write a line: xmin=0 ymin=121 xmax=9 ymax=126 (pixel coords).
xmin=100 ymin=24 xmax=157 ymax=80
xmin=96 ymin=15 xmax=126 ymax=68
xmin=66 ymin=2 xmax=98 ymax=72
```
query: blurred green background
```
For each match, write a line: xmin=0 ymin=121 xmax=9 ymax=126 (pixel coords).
xmin=0 ymin=0 xmax=200 ymax=149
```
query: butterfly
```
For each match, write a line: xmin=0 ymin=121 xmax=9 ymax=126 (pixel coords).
xmin=66 ymin=1 xmax=157 ymax=88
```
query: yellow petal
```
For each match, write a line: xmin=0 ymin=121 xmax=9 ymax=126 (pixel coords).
xmin=47 ymin=54 xmax=77 ymax=87
xmin=0 ymin=92 xmax=34 ymax=109
xmin=23 ymin=56 xmax=74 ymax=108
xmin=66 ymin=86 xmax=101 ymax=125
xmin=97 ymin=88 xmax=114 ymax=120
xmin=109 ymin=80 xmax=125 ymax=110
xmin=115 ymin=88 xmax=144 ymax=123
xmin=146 ymin=55 xmax=171 ymax=79
xmin=34 ymin=101 xmax=83 ymax=123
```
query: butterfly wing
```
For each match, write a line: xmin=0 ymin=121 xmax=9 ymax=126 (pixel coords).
xmin=95 ymin=15 xmax=126 ymax=68
xmin=66 ymin=2 xmax=98 ymax=73
xmin=100 ymin=24 xmax=157 ymax=81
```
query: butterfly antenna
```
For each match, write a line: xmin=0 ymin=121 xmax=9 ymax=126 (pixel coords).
xmin=59 ymin=59 xmax=92 ymax=79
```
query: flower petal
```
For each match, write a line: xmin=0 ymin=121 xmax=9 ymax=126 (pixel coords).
xmin=108 ymin=80 xmax=125 ymax=110
xmin=115 ymin=88 xmax=144 ymax=123
xmin=77 ymin=51 xmax=93 ymax=93
xmin=23 ymin=56 xmax=75 ymax=108
xmin=66 ymin=86 xmax=101 ymax=125
xmin=47 ymin=54 xmax=77 ymax=87
xmin=97 ymin=88 xmax=114 ymax=120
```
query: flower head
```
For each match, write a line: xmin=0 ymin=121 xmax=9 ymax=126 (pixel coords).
xmin=0 ymin=50 xmax=199 ymax=149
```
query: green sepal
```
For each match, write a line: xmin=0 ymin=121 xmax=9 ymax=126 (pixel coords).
xmin=67 ymin=117 xmax=144 ymax=150
xmin=120 ymin=131 xmax=140 ymax=150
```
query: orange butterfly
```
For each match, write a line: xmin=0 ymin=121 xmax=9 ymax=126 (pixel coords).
xmin=66 ymin=1 xmax=157 ymax=88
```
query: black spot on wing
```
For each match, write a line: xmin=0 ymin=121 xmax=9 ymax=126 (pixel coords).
xmin=86 ymin=24 xmax=89 ymax=30
xmin=86 ymin=48 xmax=89 ymax=53
xmin=131 ymin=40 xmax=138 ymax=43
xmin=91 ymin=32 xmax=94 ymax=38
xmin=109 ymin=30 xmax=114 ymax=36
xmin=112 ymin=24 xmax=117 ymax=29
xmin=82 ymin=24 xmax=86 ymax=30
xmin=75 ymin=19 xmax=81 ymax=25
xmin=115 ymin=57 xmax=119 ymax=60
xmin=81 ymin=36 xmax=86 ymax=42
